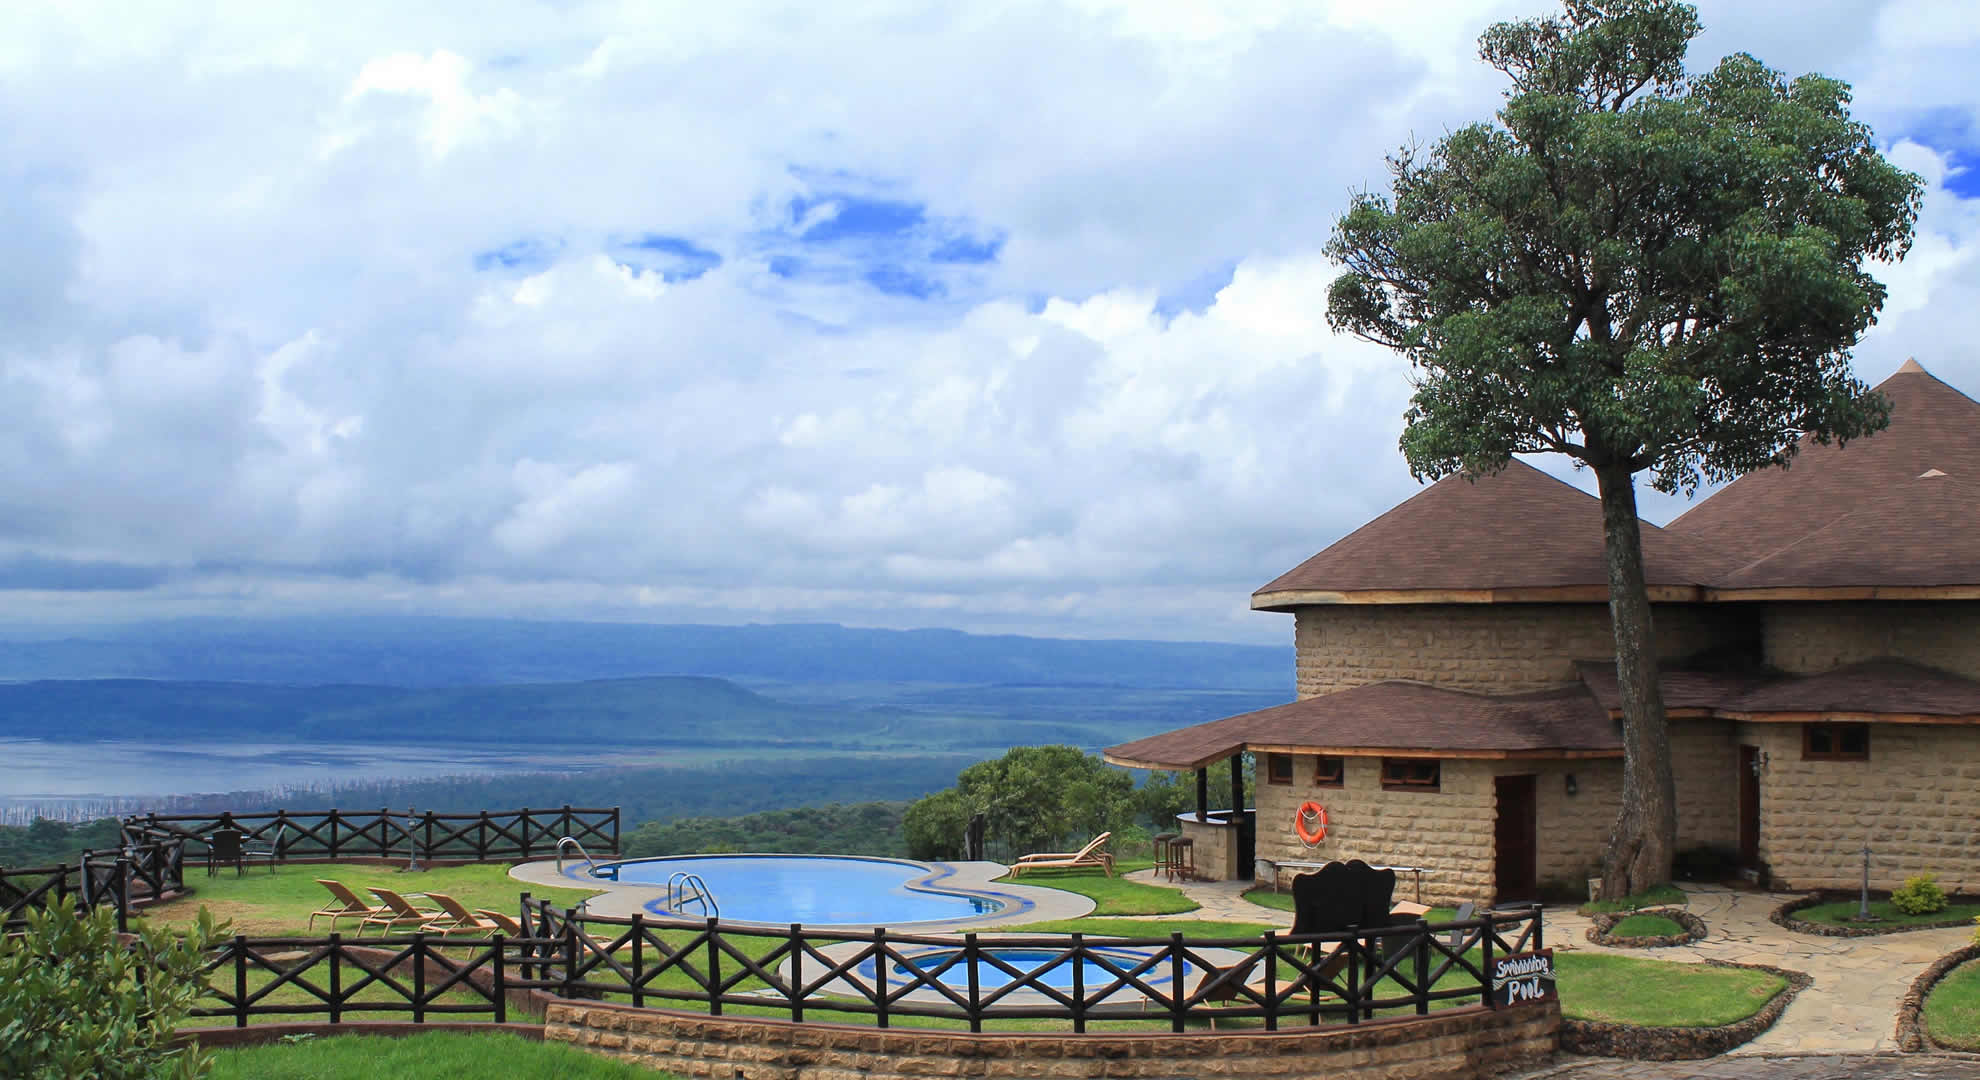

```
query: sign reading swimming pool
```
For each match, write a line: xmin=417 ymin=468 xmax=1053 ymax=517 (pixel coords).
xmin=1490 ymin=950 xmax=1557 ymax=1008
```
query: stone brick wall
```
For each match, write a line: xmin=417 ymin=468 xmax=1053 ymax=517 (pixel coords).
xmin=1175 ymin=815 xmax=1236 ymax=881
xmin=1761 ymin=600 xmax=1980 ymax=679
xmin=1670 ymin=721 xmax=1740 ymax=852
xmin=546 ymin=999 xmax=1559 ymax=1080
xmin=1745 ymin=722 xmax=1980 ymax=893
xmin=1291 ymin=603 xmax=1743 ymax=697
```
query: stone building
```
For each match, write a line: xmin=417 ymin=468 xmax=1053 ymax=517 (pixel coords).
xmin=1105 ymin=361 xmax=1980 ymax=905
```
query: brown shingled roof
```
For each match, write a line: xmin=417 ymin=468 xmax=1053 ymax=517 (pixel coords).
xmin=1103 ymin=680 xmax=1620 ymax=770
xmin=1666 ymin=363 xmax=1980 ymax=587
xmin=1253 ymin=460 xmax=1731 ymax=608
xmin=1575 ymin=658 xmax=1980 ymax=719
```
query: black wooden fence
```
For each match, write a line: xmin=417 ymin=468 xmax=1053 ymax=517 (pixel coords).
xmin=2 ymin=837 xmax=186 ymax=933
xmin=190 ymin=932 xmax=559 ymax=1027
xmin=123 ymin=806 xmax=619 ymax=863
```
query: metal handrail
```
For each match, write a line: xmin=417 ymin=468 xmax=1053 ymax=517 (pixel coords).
xmin=667 ymin=871 xmax=719 ymax=918
xmin=556 ymin=836 xmax=602 ymax=876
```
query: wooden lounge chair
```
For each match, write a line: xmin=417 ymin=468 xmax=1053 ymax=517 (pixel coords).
xmin=421 ymin=892 xmax=505 ymax=935
xmin=357 ymin=886 xmax=444 ymax=935
xmin=1009 ymin=832 xmax=1114 ymax=878
xmin=309 ymin=879 xmax=391 ymax=931
xmin=474 ymin=909 xmax=525 ymax=936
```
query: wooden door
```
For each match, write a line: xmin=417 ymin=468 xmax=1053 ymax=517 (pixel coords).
xmin=1493 ymin=775 xmax=1538 ymax=905
xmin=1738 ymin=745 xmax=1761 ymax=866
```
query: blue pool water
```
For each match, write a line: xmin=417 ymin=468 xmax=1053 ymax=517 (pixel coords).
xmin=593 ymin=854 xmax=1011 ymax=926
xmin=867 ymin=947 xmax=1197 ymax=993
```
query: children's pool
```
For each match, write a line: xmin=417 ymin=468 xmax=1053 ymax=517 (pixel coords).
xmin=590 ymin=853 xmax=1015 ymax=926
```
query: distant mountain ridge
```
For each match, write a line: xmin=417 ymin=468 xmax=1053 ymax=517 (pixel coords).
xmin=0 ymin=617 xmax=1292 ymax=690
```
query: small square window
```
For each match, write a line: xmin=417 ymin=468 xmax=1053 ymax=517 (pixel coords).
xmin=1803 ymin=724 xmax=1869 ymax=761
xmin=1266 ymin=753 xmax=1294 ymax=784
xmin=1313 ymin=755 xmax=1344 ymax=788
xmin=1381 ymin=758 xmax=1440 ymax=791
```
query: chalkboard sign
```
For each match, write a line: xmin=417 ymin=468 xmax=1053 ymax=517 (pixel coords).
xmin=1490 ymin=949 xmax=1557 ymax=1007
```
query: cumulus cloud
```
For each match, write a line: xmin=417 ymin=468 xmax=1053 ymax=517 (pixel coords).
xmin=0 ymin=0 xmax=1976 ymax=643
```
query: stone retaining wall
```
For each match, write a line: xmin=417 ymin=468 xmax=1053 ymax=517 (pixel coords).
xmin=547 ymin=1000 xmax=1559 ymax=1080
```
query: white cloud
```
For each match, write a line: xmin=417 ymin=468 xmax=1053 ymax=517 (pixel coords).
xmin=0 ymin=0 xmax=1975 ymax=643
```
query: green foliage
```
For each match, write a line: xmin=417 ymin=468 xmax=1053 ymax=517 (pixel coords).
xmin=0 ymin=817 xmax=126 ymax=867
xmin=205 ymin=1031 xmax=672 ymax=1079
xmin=1134 ymin=757 xmax=1251 ymax=826
xmin=1579 ymin=883 xmax=1687 ymax=914
xmin=1972 ymin=914 xmax=1979 ymax=946
xmin=622 ymin=802 xmax=908 ymax=859
xmin=1325 ymin=0 xmax=1920 ymax=494
xmin=955 ymin=745 xmax=1137 ymax=859
xmin=1891 ymin=873 xmax=1949 ymax=916
xmin=1789 ymin=897 xmax=1980 ymax=930
xmin=1000 ymin=863 xmax=1197 ymax=916
xmin=1608 ymin=913 xmax=1687 ymax=938
xmin=1925 ymin=957 xmax=1980 ymax=1051
xmin=0 ymin=903 xmax=226 ymax=1080
xmin=902 ymin=788 xmax=969 ymax=861
xmin=1555 ymin=953 xmax=1786 ymax=1027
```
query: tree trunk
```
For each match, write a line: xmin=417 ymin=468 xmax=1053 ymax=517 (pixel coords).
xmin=1593 ymin=462 xmax=1678 ymax=900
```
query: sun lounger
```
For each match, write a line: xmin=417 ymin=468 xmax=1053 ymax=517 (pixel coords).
xmin=474 ymin=909 xmax=526 ymax=936
xmin=1009 ymin=832 xmax=1114 ymax=878
xmin=357 ymin=886 xmax=444 ymax=935
xmin=309 ymin=879 xmax=390 ymax=931
xmin=420 ymin=892 xmax=506 ymax=935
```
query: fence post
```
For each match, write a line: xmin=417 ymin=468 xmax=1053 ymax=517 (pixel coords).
xmin=964 ymin=932 xmax=980 ymax=1034
xmin=379 ymin=808 xmax=393 ymax=859
xmin=610 ymin=807 xmax=620 ymax=854
xmin=330 ymin=933 xmax=343 ymax=1023
xmin=1344 ymin=926 xmax=1361 ymax=1024
xmin=561 ymin=805 xmax=573 ymax=845
xmin=1070 ymin=931 xmax=1086 ymax=1034
xmin=479 ymin=811 xmax=490 ymax=861
xmin=707 ymin=917 xmax=723 ymax=1017
xmin=1261 ymin=930 xmax=1277 ymax=1032
xmin=631 ymin=913 xmax=645 ymax=1009
xmin=1530 ymin=903 xmax=1545 ymax=952
xmin=789 ymin=923 xmax=804 ymax=1024
xmin=561 ymin=907 xmax=578 ymax=1000
xmin=1169 ymin=931 xmax=1186 ymax=1033
xmin=492 ymin=934 xmax=506 ymax=1023
xmin=113 ymin=856 xmax=130 ymax=934
xmin=413 ymin=932 xmax=427 ymax=1024
xmin=421 ymin=811 xmax=435 ymax=863
xmin=872 ymin=926 xmax=886 ymax=1029
xmin=1480 ymin=910 xmax=1496 ymax=1009
xmin=521 ymin=808 xmax=533 ymax=859
xmin=1414 ymin=919 xmax=1431 ymax=1016
xmin=234 ymin=935 xmax=249 ymax=1028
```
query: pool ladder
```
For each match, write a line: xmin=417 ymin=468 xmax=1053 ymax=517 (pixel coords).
xmin=557 ymin=836 xmax=606 ymax=878
xmin=667 ymin=872 xmax=720 ymax=919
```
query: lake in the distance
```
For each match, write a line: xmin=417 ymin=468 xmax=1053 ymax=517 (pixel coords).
xmin=0 ymin=737 xmax=602 ymax=816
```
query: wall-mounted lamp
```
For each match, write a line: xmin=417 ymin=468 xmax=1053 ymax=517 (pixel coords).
xmin=1564 ymin=774 xmax=1579 ymax=797
xmin=1750 ymin=751 xmax=1769 ymax=776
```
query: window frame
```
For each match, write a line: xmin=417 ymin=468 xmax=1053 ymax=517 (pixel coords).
xmin=1312 ymin=754 xmax=1345 ymax=788
xmin=1380 ymin=757 xmax=1441 ymax=792
xmin=1265 ymin=752 xmax=1295 ymax=785
xmin=1802 ymin=723 xmax=1870 ymax=762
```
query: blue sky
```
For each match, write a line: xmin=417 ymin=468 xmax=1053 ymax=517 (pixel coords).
xmin=0 ymin=1 xmax=1976 ymax=643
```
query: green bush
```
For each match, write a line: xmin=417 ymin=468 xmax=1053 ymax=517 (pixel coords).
xmin=0 ymin=904 xmax=225 ymax=1079
xmin=1892 ymin=873 xmax=1949 ymax=916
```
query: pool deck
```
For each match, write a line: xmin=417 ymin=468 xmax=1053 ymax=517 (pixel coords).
xmin=508 ymin=857 xmax=1095 ymax=931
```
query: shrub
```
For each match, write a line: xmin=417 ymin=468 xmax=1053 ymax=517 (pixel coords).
xmin=0 ymin=904 xmax=225 ymax=1079
xmin=1891 ymin=872 xmax=1948 ymax=916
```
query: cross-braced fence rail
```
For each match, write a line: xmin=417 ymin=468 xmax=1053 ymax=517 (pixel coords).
xmin=122 ymin=805 xmax=619 ymax=863
xmin=3 ymin=837 xmax=186 ymax=933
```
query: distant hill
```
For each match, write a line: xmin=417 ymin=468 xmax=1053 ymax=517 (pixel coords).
xmin=0 ymin=617 xmax=1292 ymax=690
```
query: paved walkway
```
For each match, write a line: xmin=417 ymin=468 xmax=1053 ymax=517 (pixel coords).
xmin=1115 ymin=873 xmax=1976 ymax=1063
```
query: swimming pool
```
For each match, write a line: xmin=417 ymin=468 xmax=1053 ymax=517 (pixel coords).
xmin=865 ymin=947 xmax=1199 ymax=994
xmin=591 ymin=854 xmax=1018 ymax=926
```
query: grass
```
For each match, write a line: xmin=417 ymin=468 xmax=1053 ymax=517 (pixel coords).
xmin=1607 ymin=913 xmax=1688 ymax=938
xmin=141 ymin=863 xmax=599 ymax=937
xmin=1789 ymin=898 xmax=1980 ymax=930
xmin=205 ymin=1031 xmax=677 ymax=1078
xmin=1579 ymin=884 xmax=1687 ymax=914
xmin=1924 ymin=958 xmax=1980 ymax=1051
xmin=1000 ymin=917 xmax=1281 ymax=938
xmin=1556 ymin=953 xmax=1786 ymax=1027
xmin=1001 ymin=860 xmax=1198 ymax=916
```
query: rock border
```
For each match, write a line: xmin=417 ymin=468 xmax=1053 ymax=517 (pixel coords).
xmin=1771 ymin=892 xmax=1980 ymax=937
xmin=1559 ymin=960 xmax=1811 ymax=1061
xmin=1896 ymin=941 xmax=1980 ymax=1051
xmin=1585 ymin=908 xmax=1707 ymax=948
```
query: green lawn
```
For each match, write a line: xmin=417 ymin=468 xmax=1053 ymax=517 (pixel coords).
xmin=143 ymin=863 xmax=599 ymax=937
xmin=1579 ymin=884 xmax=1687 ymax=914
xmin=205 ymin=1031 xmax=676 ymax=1078
xmin=1924 ymin=958 xmax=1980 ymax=1051
xmin=1242 ymin=888 xmax=1295 ymax=912
xmin=1607 ymin=913 xmax=1688 ymax=938
xmin=1001 ymin=861 xmax=1198 ymax=916
xmin=1789 ymin=899 xmax=1980 ymax=930
xmin=1556 ymin=953 xmax=1786 ymax=1027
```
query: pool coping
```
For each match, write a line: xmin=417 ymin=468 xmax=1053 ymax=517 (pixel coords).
xmin=508 ymin=856 xmax=1096 ymax=931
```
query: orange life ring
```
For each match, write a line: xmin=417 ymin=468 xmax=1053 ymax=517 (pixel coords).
xmin=1294 ymin=802 xmax=1328 ymax=845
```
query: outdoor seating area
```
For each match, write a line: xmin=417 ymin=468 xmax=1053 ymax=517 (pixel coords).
xmin=307 ymin=878 xmax=534 ymax=937
xmin=1009 ymin=831 xmax=1115 ymax=877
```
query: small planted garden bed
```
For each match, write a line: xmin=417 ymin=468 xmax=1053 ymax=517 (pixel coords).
xmin=1897 ymin=941 xmax=1980 ymax=1051
xmin=1772 ymin=893 xmax=1980 ymax=937
xmin=1577 ymin=884 xmax=1687 ymax=916
xmin=1557 ymin=954 xmax=1808 ymax=1060
xmin=1586 ymin=909 xmax=1707 ymax=948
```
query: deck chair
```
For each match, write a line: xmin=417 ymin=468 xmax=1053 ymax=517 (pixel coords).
xmin=357 ymin=886 xmax=444 ymax=935
xmin=309 ymin=879 xmax=390 ymax=931
xmin=239 ymin=824 xmax=283 ymax=873
xmin=1009 ymin=832 xmax=1114 ymax=878
xmin=206 ymin=829 xmax=246 ymax=876
xmin=474 ymin=908 xmax=525 ymax=936
xmin=421 ymin=892 xmax=504 ymax=935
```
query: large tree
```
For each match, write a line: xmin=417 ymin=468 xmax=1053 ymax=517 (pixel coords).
xmin=1324 ymin=0 xmax=1921 ymax=896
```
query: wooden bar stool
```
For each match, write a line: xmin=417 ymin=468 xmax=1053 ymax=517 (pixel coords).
xmin=1168 ymin=837 xmax=1195 ymax=882
xmin=1152 ymin=832 xmax=1179 ymax=881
